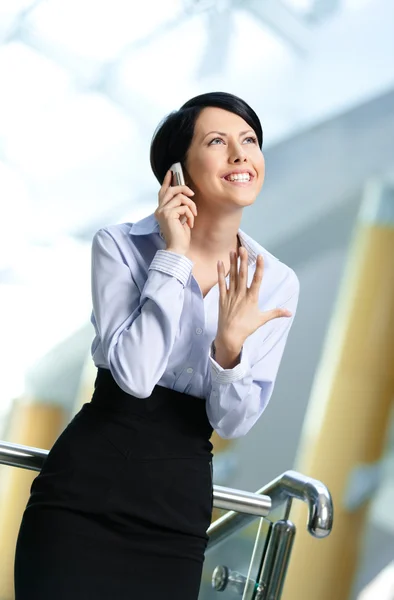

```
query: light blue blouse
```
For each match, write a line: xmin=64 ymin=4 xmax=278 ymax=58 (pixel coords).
xmin=90 ymin=213 xmax=299 ymax=438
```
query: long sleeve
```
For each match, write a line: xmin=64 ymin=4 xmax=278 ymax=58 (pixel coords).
xmin=91 ymin=228 xmax=193 ymax=398
xmin=206 ymin=271 xmax=299 ymax=439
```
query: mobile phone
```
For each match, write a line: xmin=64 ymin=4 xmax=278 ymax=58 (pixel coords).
xmin=170 ymin=162 xmax=185 ymax=187
xmin=170 ymin=162 xmax=187 ymax=225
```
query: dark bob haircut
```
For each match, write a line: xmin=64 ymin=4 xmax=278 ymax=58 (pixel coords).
xmin=150 ymin=92 xmax=263 ymax=184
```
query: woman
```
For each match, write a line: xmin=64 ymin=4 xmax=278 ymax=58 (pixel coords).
xmin=14 ymin=92 xmax=299 ymax=599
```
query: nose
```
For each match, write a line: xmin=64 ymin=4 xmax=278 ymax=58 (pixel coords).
xmin=228 ymin=141 xmax=247 ymax=164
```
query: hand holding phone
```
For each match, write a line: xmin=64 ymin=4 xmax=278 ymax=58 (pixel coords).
xmin=154 ymin=163 xmax=197 ymax=255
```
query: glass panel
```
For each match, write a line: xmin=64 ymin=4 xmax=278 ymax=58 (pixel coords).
xmin=241 ymin=518 xmax=272 ymax=600
xmin=199 ymin=518 xmax=264 ymax=600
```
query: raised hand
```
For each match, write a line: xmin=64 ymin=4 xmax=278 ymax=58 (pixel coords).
xmin=215 ymin=247 xmax=292 ymax=361
xmin=154 ymin=169 xmax=197 ymax=255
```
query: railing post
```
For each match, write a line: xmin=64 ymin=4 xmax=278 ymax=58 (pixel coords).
xmin=255 ymin=520 xmax=296 ymax=599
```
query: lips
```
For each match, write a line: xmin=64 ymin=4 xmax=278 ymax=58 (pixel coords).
xmin=221 ymin=169 xmax=255 ymax=179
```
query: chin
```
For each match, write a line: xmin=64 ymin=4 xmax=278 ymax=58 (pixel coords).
xmin=239 ymin=198 xmax=257 ymax=208
xmin=230 ymin=191 xmax=258 ymax=207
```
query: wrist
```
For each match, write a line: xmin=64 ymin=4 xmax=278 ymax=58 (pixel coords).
xmin=212 ymin=338 xmax=242 ymax=369
xmin=214 ymin=336 xmax=243 ymax=356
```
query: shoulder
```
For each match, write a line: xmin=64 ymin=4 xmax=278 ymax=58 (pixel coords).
xmin=92 ymin=223 xmax=133 ymax=245
xmin=91 ymin=223 xmax=136 ymax=266
xmin=91 ymin=217 xmax=161 ymax=271
xmin=91 ymin=222 xmax=137 ymax=253
xmin=241 ymin=229 xmax=299 ymax=305
xmin=92 ymin=213 xmax=159 ymax=247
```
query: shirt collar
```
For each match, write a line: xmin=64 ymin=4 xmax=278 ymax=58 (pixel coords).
xmin=129 ymin=213 xmax=161 ymax=237
xmin=129 ymin=213 xmax=258 ymax=265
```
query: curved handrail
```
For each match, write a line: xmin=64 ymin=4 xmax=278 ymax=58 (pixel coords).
xmin=262 ymin=470 xmax=334 ymax=538
xmin=207 ymin=469 xmax=333 ymax=550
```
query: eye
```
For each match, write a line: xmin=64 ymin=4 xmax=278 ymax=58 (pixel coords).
xmin=208 ymin=137 xmax=225 ymax=145
xmin=243 ymin=136 xmax=257 ymax=144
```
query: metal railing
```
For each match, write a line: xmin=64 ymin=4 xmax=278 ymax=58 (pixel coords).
xmin=208 ymin=469 xmax=333 ymax=548
xmin=207 ymin=469 xmax=334 ymax=599
xmin=0 ymin=439 xmax=334 ymax=599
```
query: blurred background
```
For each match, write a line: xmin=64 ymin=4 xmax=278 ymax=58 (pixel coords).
xmin=0 ymin=0 xmax=394 ymax=598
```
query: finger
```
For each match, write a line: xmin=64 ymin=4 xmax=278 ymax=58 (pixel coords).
xmin=174 ymin=205 xmax=195 ymax=228
xmin=158 ymin=170 xmax=173 ymax=202
xmin=238 ymin=246 xmax=248 ymax=294
xmin=170 ymin=184 xmax=195 ymax=198
xmin=249 ymin=254 xmax=264 ymax=299
xmin=228 ymin=250 xmax=238 ymax=294
xmin=160 ymin=199 xmax=194 ymax=221
xmin=164 ymin=184 xmax=195 ymax=201
xmin=159 ymin=172 xmax=188 ymax=204
xmin=217 ymin=260 xmax=227 ymax=300
xmin=161 ymin=190 xmax=197 ymax=215
xmin=261 ymin=307 xmax=292 ymax=325
xmin=159 ymin=194 xmax=197 ymax=216
xmin=177 ymin=194 xmax=197 ymax=217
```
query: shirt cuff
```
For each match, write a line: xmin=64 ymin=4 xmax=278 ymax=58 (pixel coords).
xmin=209 ymin=345 xmax=250 ymax=384
xmin=149 ymin=250 xmax=193 ymax=287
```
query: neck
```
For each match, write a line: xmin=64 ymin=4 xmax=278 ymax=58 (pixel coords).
xmin=188 ymin=207 xmax=242 ymax=260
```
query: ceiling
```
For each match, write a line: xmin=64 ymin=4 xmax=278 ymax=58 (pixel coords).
xmin=1 ymin=0 xmax=393 ymax=245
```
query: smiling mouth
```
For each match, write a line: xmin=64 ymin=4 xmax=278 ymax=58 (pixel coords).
xmin=222 ymin=173 xmax=254 ymax=184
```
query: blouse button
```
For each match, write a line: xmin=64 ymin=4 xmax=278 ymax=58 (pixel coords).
xmin=186 ymin=367 xmax=194 ymax=374
xmin=196 ymin=328 xmax=203 ymax=335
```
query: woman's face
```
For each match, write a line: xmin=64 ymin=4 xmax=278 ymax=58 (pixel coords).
xmin=184 ymin=106 xmax=265 ymax=212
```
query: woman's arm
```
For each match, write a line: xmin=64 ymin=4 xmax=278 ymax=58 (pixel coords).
xmin=91 ymin=228 xmax=193 ymax=398
xmin=206 ymin=273 xmax=299 ymax=438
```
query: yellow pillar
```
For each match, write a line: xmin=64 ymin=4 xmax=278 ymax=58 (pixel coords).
xmin=282 ymin=181 xmax=394 ymax=600
xmin=0 ymin=400 xmax=65 ymax=600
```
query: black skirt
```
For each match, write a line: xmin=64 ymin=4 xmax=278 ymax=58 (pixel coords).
xmin=14 ymin=367 xmax=214 ymax=599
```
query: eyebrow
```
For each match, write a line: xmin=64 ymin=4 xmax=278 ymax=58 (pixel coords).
xmin=202 ymin=129 xmax=255 ymax=140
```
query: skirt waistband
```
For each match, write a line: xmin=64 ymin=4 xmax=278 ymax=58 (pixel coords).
xmin=86 ymin=368 xmax=213 ymax=459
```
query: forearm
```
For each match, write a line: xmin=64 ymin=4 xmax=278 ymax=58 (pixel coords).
xmin=208 ymin=306 xmax=298 ymax=438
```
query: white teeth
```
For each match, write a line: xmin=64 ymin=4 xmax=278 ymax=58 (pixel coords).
xmin=226 ymin=173 xmax=251 ymax=182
